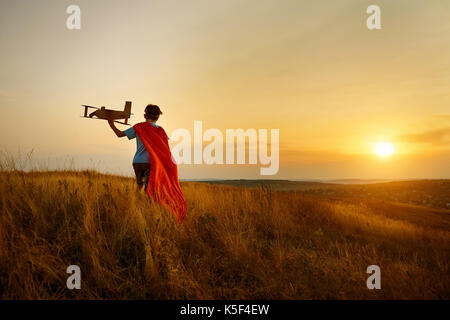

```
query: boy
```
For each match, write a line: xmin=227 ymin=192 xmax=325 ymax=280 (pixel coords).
xmin=107 ymin=104 xmax=167 ymax=190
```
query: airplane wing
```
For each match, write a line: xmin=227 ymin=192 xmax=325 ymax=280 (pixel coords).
xmin=81 ymin=105 xmax=99 ymax=117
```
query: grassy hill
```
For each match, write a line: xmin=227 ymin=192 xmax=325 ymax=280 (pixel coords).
xmin=204 ymin=179 xmax=450 ymax=210
xmin=0 ymin=170 xmax=449 ymax=299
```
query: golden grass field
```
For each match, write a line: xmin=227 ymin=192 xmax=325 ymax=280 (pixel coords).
xmin=0 ymin=169 xmax=449 ymax=299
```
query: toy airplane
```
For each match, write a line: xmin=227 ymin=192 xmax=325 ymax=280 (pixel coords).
xmin=81 ymin=101 xmax=132 ymax=125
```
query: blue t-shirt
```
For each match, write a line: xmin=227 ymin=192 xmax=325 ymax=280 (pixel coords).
xmin=124 ymin=122 xmax=168 ymax=163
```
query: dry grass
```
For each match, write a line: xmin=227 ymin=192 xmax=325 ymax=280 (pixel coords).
xmin=0 ymin=168 xmax=449 ymax=299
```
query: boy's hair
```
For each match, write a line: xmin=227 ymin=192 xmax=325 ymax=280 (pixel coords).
xmin=144 ymin=104 xmax=162 ymax=121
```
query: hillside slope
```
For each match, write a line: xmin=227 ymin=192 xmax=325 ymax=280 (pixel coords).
xmin=0 ymin=171 xmax=449 ymax=299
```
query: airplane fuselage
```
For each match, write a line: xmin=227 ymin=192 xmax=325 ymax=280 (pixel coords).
xmin=89 ymin=108 xmax=127 ymax=120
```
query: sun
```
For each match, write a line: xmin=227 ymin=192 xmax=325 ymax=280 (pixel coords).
xmin=373 ymin=142 xmax=395 ymax=157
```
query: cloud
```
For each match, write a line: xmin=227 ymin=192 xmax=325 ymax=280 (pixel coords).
xmin=398 ymin=127 xmax=450 ymax=145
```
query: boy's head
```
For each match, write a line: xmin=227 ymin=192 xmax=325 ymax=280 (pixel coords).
xmin=144 ymin=104 xmax=162 ymax=122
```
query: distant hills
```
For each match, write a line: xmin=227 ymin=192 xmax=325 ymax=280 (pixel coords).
xmin=185 ymin=178 xmax=430 ymax=185
xmin=200 ymin=179 xmax=450 ymax=210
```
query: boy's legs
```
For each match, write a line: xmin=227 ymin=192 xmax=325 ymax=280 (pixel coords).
xmin=132 ymin=163 xmax=150 ymax=191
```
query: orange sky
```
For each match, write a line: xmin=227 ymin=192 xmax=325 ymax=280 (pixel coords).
xmin=0 ymin=0 xmax=449 ymax=179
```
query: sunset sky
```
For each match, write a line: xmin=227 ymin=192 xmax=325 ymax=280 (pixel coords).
xmin=0 ymin=0 xmax=449 ymax=179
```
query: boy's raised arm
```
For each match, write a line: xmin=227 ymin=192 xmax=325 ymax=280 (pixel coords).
xmin=108 ymin=118 xmax=126 ymax=138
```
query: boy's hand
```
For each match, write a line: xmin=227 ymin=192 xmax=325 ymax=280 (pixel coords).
xmin=107 ymin=117 xmax=126 ymax=138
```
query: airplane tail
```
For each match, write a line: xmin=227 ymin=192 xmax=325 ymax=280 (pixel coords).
xmin=124 ymin=101 xmax=132 ymax=116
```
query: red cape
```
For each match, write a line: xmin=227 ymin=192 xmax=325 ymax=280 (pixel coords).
xmin=133 ymin=122 xmax=186 ymax=223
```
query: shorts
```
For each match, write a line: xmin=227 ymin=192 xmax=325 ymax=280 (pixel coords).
xmin=132 ymin=163 xmax=150 ymax=189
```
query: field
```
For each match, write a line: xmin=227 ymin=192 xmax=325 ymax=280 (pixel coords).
xmin=0 ymin=170 xmax=449 ymax=299
xmin=204 ymin=179 xmax=450 ymax=210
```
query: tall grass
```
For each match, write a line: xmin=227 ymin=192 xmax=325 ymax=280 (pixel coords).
xmin=0 ymin=169 xmax=448 ymax=299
